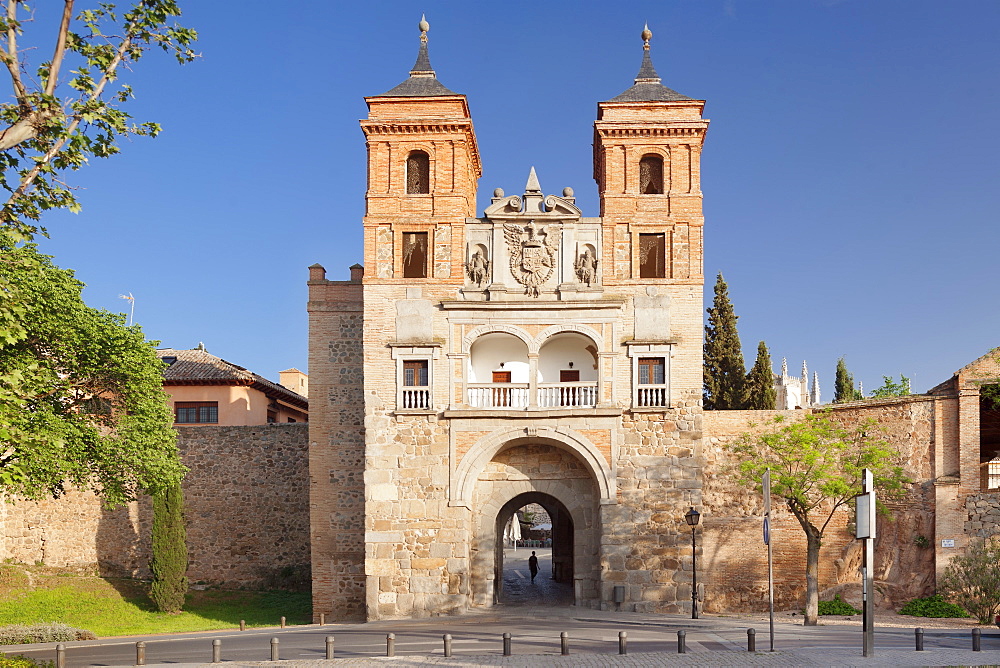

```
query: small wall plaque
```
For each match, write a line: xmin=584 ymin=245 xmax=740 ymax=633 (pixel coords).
xmin=941 ymin=539 xmax=955 ymax=548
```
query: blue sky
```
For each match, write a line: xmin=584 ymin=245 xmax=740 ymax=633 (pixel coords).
xmin=34 ymin=0 xmax=1000 ymax=395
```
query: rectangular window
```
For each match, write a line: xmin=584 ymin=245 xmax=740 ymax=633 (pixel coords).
xmin=175 ymin=401 xmax=218 ymax=424
xmin=639 ymin=233 xmax=666 ymax=278
xmin=560 ymin=369 xmax=580 ymax=382
xmin=638 ymin=358 xmax=665 ymax=385
xmin=402 ymin=231 xmax=428 ymax=278
xmin=403 ymin=360 xmax=429 ymax=386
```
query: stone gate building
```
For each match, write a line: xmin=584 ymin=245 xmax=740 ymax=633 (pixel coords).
xmin=308 ymin=22 xmax=709 ymax=620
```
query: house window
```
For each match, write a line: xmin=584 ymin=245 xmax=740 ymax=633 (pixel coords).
xmin=404 ymin=360 xmax=429 ymax=387
xmin=639 ymin=154 xmax=664 ymax=194
xmin=638 ymin=358 xmax=665 ymax=385
xmin=406 ymin=150 xmax=430 ymax=194
xmin=402 ymin=231 xmax=428 ymax=278
xmin=175 ymin=401 xmax=218 ymax=424
xmin=639 ymin=233 xmax=666 ymax=278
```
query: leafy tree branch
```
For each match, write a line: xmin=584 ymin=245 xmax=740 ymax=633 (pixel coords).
xmin=0 ymin=0 xmax=197 ymax=238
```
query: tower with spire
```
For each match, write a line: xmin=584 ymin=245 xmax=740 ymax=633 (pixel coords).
xmin=309 ymin=20 xmax=713 ymax=623
xmin=773 ymin=358 xmax=822 ymax=409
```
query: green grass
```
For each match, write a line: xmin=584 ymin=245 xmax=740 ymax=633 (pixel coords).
xmin=0 ymin=566 xmax=310 ymax=638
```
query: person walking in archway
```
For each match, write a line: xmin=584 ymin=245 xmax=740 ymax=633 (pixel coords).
xmin=528 ymin=551 xmax=539 ymax=583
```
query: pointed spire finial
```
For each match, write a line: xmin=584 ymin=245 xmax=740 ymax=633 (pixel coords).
xmin=641 ymin=22 xmax=652 ymax=51
xmin=525 ymin=166 xmax=542 ymax=193
xmin=418 ymin=14 xmax=429 ymax=43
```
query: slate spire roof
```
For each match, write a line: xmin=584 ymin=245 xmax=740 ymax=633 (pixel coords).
xmin=379 ymin=15 xmax=458 ymax=97
xmin=607 ymin=24 xmax=693 ymax=103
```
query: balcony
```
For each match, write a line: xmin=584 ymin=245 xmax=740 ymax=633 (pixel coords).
xmin=401 ymin=387 xmax=431 ymax=410
xmin=467 ymin=383 xmax=530 ymax=408
xmin=539 ymin=382 xmax=598 ymax=408
xmin=636 ymin=385 xmax=669 ymax=408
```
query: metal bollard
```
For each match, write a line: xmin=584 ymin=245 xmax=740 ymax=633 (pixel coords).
xmin=320 ymin=612 xmax=326 ymax=626
xmin=618 ymin=631 xmax=627 ymax=655
xmin=270 ymin=637 xmax=279 ymax=661
xmin=443 ymin=633 xmax=453 ymax=658
xmin=240 ymin=619 xmax=246 ymax=631
xmin=280 ymin=616 xmax=286 ymax=628
xmin=747 ymin=628 xmax=756 ymax=652
xmin=503 ymin=632 xmax=512 ymax=656
xmin=387 ymin=633 xmax=395 ymax=657
xmin=135 ymin=641 xmax=145 ymax=666
xmin=55 ymin=643 xmax=66 ymax=668
xmin=973 ymin=628 xmax=981 ymax=652
xmin=560 ymin=631 xmax=569 ymax=655
xmin=915 ymin=627 xmax=924 ymax=651
xmin=325 ymin=636 xmax=335 ymax=660
xmin=212 ymin=639 xmax=221 ymax=663
xmin=677 ymin=629 xmax=687 ymax=654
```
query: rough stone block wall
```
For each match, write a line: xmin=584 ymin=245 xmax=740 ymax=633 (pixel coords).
xmin=965 ymin=493 xmax=1000 ymax=539
xmin=307 ymin=275 xmax=366 ymax=621
xmin=0 ymin=423 xmax=310 ymax=590
xmin=605 ymin=396 xmax=703 ymax=614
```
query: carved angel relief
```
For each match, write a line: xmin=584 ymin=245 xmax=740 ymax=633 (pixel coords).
xmin=503 ymin=221 xmax=560 ymax=297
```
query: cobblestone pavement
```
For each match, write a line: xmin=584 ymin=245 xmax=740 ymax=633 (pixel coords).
xmin=499 ymin=548 xmax=573 ymax=607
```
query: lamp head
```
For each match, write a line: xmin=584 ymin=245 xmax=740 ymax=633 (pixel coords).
xmin=684 ymin=507 xmax=700 ymax=527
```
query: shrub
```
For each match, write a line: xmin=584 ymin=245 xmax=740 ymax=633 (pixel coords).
xmin=0 ymin=653 xmax=55 ymax=668
xmin=818 ymin=594 xmax=861 ymax=616
xmin=939 ymin=537 xmax=1000 ymax=624
xmin=899 ymin=594 xmax=970 ymax=618
xmin=0 ymin=623 xmax=96 ymax=645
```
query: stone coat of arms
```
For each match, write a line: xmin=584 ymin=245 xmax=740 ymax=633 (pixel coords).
xmin=503 ymin=221 xmax=560 ymax=297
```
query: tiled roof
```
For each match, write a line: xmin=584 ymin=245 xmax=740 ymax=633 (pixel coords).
xmin=157 ymin=348 xmax=308 ymax=409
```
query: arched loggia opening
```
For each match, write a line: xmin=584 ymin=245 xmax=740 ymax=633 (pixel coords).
xmin=494 ymin=492 xmax=574 ymax=606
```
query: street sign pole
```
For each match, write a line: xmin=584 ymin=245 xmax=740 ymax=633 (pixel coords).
xmin=856 ymin=469 xmax=876 ymax=657
xmin=763 ymin=469 xmax=775 ymax=652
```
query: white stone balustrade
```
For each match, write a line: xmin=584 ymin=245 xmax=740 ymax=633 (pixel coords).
xmin=467 ymin=383 xmax=529 ymax=408
xmin=636 ymin=385 xmax=669 ymax=407
xmin=539 ymin=382 xmax=598 ymax=408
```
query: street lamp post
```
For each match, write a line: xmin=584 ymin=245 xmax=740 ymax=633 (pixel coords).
xmin=685 ymin=507 xmax=700 ymax=619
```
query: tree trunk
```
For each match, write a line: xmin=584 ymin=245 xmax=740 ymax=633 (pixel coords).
xmin=804 ymin=527 xmax=822 ymax=625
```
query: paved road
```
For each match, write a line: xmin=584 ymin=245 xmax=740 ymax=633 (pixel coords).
xmin=500 ymin=548 xmax=573 ymax=607
xmin=4 ymin=597 xmax=999 ymax=667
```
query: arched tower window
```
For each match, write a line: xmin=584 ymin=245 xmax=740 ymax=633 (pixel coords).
xmin=639 ymin=154 xmax=663 ymax=195
xmin=406 ymin=151 xmax=430 ymax=194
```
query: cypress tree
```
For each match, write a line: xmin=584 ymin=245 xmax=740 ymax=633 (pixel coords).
xmin=745 ymin=341 xmax=777 ymax=410
xmin=150 ymin=482 xmax=188 ymax=613
xmin=834 ymin=357 xmax=858 ymax=403
xmin=704 ymin=273 xmax=747 ymax=410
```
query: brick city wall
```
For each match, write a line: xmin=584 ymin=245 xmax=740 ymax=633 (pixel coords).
xmin=0 ymin=423 xmax=310 ymax=590
xmin=701 ymin=399 xmax=943 ymax=612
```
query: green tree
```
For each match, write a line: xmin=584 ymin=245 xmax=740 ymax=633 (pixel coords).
xmin=0 ymin=0 xmax=198 ymax=239
xmin=745 ymin=341 xmax=777 ymax=410
xmin=704 ymin=273 xmax=746 ymax=410
xmin=0 ymin=236 xmax=185 ymax=504
xmin=834 ymin=357 xmax=862 ymax=403
xmin=150 ymin=481 xmax=188 ymax=613
xmin=869 ymin=375 xmax=911 ymax=399
xmin=730 ymin=413 xmax=909 ymax=626
xmin=939 ymin=537 xmax=1000 ymax=624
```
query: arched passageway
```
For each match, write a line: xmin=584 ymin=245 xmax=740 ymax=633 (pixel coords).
xmin=495 ymin=493 xmax=575 ymax=606
xmin=469 ymin=440 xmax=601 ymax=609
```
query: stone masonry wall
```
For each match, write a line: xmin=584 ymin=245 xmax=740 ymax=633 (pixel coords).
xmin=965 ymin=493 xmax=1000 ymax=539
xmin=603 ymin=396 xmax=704 ymax=614
xmin=307 ymin=272 xmax=367 ymax=621
xmin=0 ymin=423 xmax=310 ymax=590
xmin=702 ymin=400 xmax=940 ymax=612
